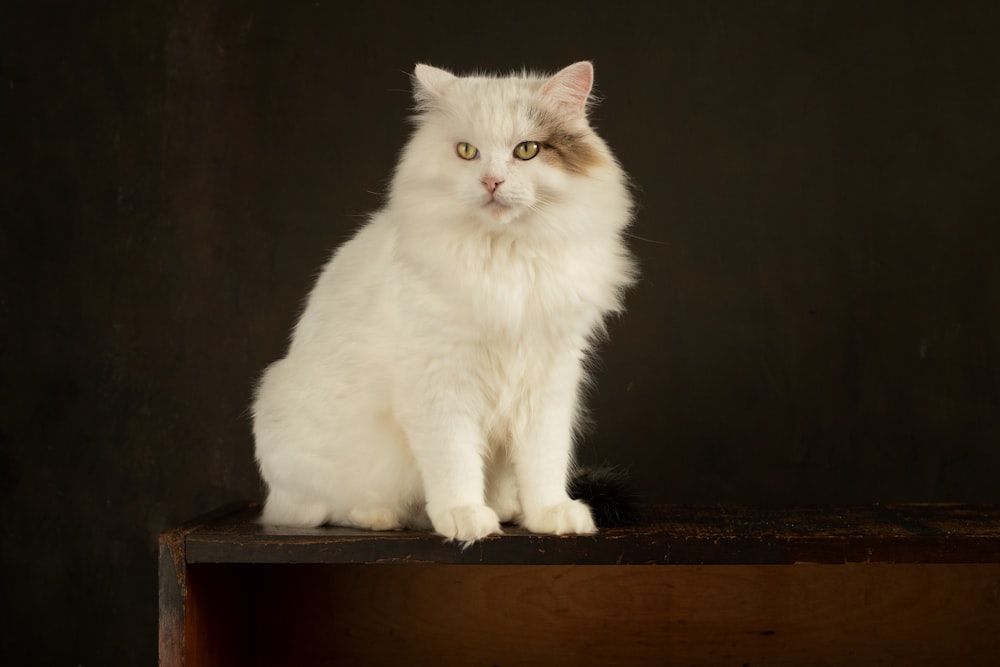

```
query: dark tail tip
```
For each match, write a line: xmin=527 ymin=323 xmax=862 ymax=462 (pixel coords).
xmin=569 ymin=463 xmax=643 ymax=528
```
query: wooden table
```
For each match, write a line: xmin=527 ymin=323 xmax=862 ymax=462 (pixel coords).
xmin=160 ymin=502 xmax=1000 ymax=666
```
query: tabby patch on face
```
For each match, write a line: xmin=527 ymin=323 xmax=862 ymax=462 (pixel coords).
xmin=531 ymin=108 xmax=606 ymax=175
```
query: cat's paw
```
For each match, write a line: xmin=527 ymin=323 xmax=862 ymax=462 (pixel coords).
xmin=260 ymin=492 xmax=329 ymax=527
xmin=348 ymin=507 xmax=403 ymax=531
xmin=430 ymin=504 xmax=502 ymax=546
xmin=521 ymin=499 xmax=597 ymax=535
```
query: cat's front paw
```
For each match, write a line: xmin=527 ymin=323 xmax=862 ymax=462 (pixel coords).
xmin=430 ymin=504 xmax=502 ymax=546
xmin=521 ymin=499 xmax=597 ymax=535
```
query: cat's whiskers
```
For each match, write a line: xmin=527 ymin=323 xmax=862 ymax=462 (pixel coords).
xmin=625 ymin=233 xmax=667 ymax=246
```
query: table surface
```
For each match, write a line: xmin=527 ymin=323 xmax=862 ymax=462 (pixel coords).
xmin=165 ymin=502 xmax=1000 ymax=566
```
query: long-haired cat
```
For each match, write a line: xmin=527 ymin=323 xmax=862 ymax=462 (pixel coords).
xmin=253 ymin=61 xmax=636 ymax=544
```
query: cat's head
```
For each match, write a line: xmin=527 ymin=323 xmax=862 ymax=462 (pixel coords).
xmin=391 ymin=62 xmax=623 ymax=229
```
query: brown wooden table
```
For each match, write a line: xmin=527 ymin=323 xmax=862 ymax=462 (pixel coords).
xmin=160 ymin=502 xmax=1000 ymax=666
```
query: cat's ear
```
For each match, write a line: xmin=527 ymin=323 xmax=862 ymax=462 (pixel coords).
xmin=413 ymin=64 xmax=457 ymax=105
xmin=542 ymin=61 xmax=594 ymax=117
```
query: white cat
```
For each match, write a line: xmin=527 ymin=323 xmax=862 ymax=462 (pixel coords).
xmin=253 ymin=61 xmax=636 ymax=544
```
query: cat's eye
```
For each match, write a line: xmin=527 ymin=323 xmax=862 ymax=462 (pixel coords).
xmin=456 ymin=142 xmax=479 ymax=160
xmin=513 ymin=141 xmax=540 ymax=161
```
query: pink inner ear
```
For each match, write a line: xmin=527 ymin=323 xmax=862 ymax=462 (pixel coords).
xmin=542 ymin=62 xmax=594 ymax=115
xmin=414 ymin=64 xmax=457 ymax=99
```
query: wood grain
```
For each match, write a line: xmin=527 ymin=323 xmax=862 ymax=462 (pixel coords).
xmin=249 ymin=563 xmax=1000 ymax=666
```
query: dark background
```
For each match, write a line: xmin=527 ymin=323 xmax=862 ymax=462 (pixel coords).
xmin=3 ymin=0 xmax=998 ymax=663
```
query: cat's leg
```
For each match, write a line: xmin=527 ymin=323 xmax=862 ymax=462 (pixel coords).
xmin=260 ymin=429 xmax=418 ymax=532
xmin=333 ymin=409 xmax=426 ymax=531
xmin=485 ymin=446 xmax=523 ymax=524
xmin=255 ymin=411 xmax=338 ymax=526
xmin=398 ymin=363 xmax=501 ymax=544
xmin=407 ymin=415 xmax=502 ymax=543
xmin=255 ymin=446 xmax=346 ymax=528
xmin=256 ymin=362 xmax=419 ymax=530
xmin=260 ymin=487 xmax=331 ymax=527
xmin=255 ymin=359 xmax=338 ymax=527
xmin=514 ymin=354 xmax=597 ymax=535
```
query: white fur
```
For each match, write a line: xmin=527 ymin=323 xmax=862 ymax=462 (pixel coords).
xmin=253 ymin=62 xmax=635 ymax=544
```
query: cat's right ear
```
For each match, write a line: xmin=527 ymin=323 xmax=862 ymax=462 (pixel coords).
xmin=413 ymin=64 xmax=457 ymax=106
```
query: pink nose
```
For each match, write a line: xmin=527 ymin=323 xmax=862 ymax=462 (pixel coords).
xmin=482 ymin=176 xmax=504 ymax=194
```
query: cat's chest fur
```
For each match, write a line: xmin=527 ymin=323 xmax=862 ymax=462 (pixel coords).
xmin=392 ymin=220 xmax=603 ymax=349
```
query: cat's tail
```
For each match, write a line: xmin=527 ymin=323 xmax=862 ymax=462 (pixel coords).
xmin=569 ymin=463 xmax=643 ymax=528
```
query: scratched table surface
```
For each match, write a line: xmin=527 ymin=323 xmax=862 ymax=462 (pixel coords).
xmin=168 ymin=502 xmax=1000 ymax=566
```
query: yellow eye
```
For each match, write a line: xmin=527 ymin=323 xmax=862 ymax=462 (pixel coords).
xmin=456 ymin=142 xmax=479 ymax=160
xmin=514 ymin=141 xmax=540 ymax=160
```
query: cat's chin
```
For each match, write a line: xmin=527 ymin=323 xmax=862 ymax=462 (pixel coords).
xmin=480 ymin=200 xmax=523 ymax=225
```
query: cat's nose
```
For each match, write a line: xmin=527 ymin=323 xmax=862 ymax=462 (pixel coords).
xmin=482 ymin=176 xmax=504 ymax=195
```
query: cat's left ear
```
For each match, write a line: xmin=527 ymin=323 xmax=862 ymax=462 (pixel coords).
xmin=413 ymin=64 xmax=457 ymax=105
xmin=542 ymin=61 xmax=594 ymax=117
